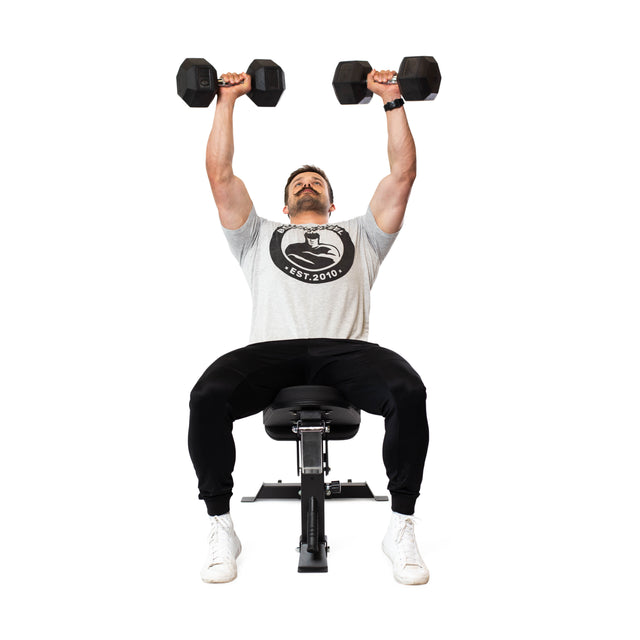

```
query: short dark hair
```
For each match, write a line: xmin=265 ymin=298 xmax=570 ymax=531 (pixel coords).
xmin=284 ymin=165 xmax=334 ymax=205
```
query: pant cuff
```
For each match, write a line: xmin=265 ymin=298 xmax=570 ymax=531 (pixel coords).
xmin=391 ymin=494 xmax=417 ymax=516
xmin=203 ymin=496 xmax=231 ymax=516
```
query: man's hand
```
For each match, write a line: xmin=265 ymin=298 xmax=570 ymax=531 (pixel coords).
xmin=367 ymin=69 xmax=402 ymax=104
xmin=217 ymin=72 xmax=252 ymax=105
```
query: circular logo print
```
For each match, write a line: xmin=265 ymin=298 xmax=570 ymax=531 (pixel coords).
xmin=270 ymin=224 xmax=355 ymax=284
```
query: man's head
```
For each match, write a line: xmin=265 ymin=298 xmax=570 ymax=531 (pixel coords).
xmin=283 ymin=165 xmax=335 ymax=221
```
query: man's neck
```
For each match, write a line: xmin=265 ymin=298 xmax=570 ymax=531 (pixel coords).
xmin=288 ymin=211 xmax=331 ymax=226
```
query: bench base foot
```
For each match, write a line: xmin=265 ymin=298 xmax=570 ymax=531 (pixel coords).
xmin=241 ymin=480 xmax=388 ymax=502
xmin=298 ymin=539 xmax=328 ymax=573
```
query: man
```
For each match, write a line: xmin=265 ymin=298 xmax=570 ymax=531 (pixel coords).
xmin=284 ymin=230 xmax=340 ymax=269
xmin=188 ymin=68 xmax=430 ymax=585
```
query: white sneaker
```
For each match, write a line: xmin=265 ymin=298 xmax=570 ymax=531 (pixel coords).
xmin=200 ymin=513 xmax=242 ymax=583
xmin=382 ymin=512 xmax=430 ymax=585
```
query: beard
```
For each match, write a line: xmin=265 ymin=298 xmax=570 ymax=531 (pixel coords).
xmin=287 ymin=191 xmax=328 ymax=219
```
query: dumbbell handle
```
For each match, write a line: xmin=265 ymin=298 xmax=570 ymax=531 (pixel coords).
xmin=197 ymin=77 xmax=247 ymax=89
xmin=372 ymin=75 xmax=399 ymax=86
xmin=218 ymin=78 xmax=247 ymax=87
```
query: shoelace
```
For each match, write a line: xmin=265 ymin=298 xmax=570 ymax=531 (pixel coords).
xmin=395 ymin=516 xmax=423 ymax=567
xmin=207 ymin=519 xmax=236 ymax=566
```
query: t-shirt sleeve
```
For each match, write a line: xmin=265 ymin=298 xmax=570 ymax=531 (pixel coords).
xmin=360 ymin=207 xmax=400 ymax=262
xmin=221 ymin=207 xmax=262 ymax=264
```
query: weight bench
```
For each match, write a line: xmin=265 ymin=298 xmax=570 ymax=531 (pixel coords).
xmin=242 ymin=385 xmax=387 ymax=573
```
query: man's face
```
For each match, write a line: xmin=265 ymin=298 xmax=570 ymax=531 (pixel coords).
xmin=285 ymin=172 xmax=334 ymax=219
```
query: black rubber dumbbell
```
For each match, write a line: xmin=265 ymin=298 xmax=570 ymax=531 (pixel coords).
xmin=177 ymin=58 xmax=286 ymax=107
xmin=332 ymin=56 xmax=441 ymax=105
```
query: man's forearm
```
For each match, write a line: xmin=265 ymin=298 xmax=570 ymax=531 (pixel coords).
xmin=206 ymin=100 xmax=236 ymax=183
xmin=386 ymin=107 xmax=417 ymax=182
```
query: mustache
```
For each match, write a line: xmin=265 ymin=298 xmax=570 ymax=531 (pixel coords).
xmin=294 ymin=186 xmax=319 ymax=196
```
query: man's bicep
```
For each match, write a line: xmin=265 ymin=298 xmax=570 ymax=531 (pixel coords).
xmin=369 ymin=174 xmax=414 ymax=234
xmin=209 ymin=175 xmax=254 ymax=230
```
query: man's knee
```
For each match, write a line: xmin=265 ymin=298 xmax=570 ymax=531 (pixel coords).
xmin=190 ymin=372 xmax=234 ymax=413
xmin=388 ymin=366 xmax=426 ymax=403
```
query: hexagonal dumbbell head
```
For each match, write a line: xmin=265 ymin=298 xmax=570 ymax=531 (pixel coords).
xmin=332 ymin=61 xmax=373 ymax=105
xmin=176 ymin=58 xmax=218 ymax=107
xmin=246 ymin=59 xmax=286 ymax=107
xmin=397 ymin=56 xmax=441 ymax=101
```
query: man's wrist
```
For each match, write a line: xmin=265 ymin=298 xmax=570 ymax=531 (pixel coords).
xmin=383 ymin=98 xmax=405 ymax=112
xmin=215 ymin=96 xmax=237 ymax=112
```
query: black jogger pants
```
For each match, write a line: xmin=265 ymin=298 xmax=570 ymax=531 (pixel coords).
xmin=188 ymin=339 xmax=429 ymax=516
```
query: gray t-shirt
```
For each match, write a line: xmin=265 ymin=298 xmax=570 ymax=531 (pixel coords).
xmin=223 ymin=208 xmax=398 ymax=343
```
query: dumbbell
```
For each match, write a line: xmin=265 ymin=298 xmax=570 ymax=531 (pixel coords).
xmin=176 ymin=58 xmax=286 ymax=107
xmin=332 ymin=56 xmax=441 ymax=105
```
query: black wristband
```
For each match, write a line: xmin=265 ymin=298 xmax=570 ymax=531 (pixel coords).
xmin=384 ymin=98 xmax=405 ymax=112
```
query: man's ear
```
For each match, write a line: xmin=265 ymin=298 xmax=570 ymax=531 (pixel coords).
xmin=283 ymin=205 xmax=290 ymax=216
xmin=329 ymin=203 xmax=336 ymax=215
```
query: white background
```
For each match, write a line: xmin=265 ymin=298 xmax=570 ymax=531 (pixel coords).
xmin=1 ymin=0 xmax=639 ymax=637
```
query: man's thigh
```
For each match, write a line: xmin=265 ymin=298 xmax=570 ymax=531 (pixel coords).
xmin=191 ymin=340 xmax=308 ymax=420
xmin=307 ymin=340 xmax=425 ymax=416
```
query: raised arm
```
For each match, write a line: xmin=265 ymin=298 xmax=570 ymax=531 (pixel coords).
xmin=367 ymin=69 xmax=417 ymax=234
xmin=206 ymin=72 xmax=254 ymax=230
